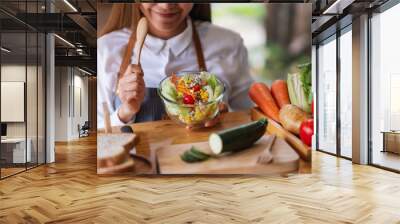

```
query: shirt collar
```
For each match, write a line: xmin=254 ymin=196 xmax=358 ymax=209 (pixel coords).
xmin=144 ymin=18 xmax=193 ymax=56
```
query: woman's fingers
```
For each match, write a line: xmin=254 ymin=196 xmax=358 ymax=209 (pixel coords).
xmin=125 ymin=92 xmax=140 ymax=102
xmin=131 ymin=64 xmax=143 ymax=76
xmin=118 ymin=66 xmax=145 ymax=104
xmin=122 ymin=72 xmax=145 ymax=83
xmin=121 ymin=87 xmax=145 ymax=101
xmin=117 ymin=65 xmax=145 ymax=121
xmin=120 ymin=81 xmax=144 ymax=92
xmin=119 ymin=86 xmax=143 ymax=101
xmin=204 ymin=116 xmax=220 ymax=128
xmin=219 ymin=102 xmax=228 ymax=113
xmin=204 ymin=103 xmax=227 ymax=128
xmin=123 ymin=64 xmax=143 ymax=77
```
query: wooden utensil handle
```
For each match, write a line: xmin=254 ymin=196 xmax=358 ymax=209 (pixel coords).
xmin=102 ymin=102 xmax=112 ymax=133
xmin=251 ymin=108 xmax=311 ymax=161
xmin=257 ymin=135 xmax=276 ymax=164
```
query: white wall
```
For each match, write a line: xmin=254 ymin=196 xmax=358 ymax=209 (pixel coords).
xmin=1 ymin=65 xmax=26 ymax=138
xmin=1 ymin=64 xmax=46 ymax=164
xmin=73 ymin=73 xmax=89 ymax=138
xmin=1 ymin=65 xmax=43 ymax=138
xmin=54 ymin=67 xmax=89 ymax=141
xmin=55 ymin=67 xmax=69 ymax=141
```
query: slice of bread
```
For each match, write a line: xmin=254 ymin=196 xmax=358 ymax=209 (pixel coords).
xmin=97 ymin=145 xmax=128 ymax=168
xmin=97 ymin=133 xmax=137 ymax=155
xmin=97 ymin=133 xmax=137 ymax=168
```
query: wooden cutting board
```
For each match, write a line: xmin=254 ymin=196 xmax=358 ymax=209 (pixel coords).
xmin=251 ymin=107 xmax=312 ymax=162
xmin=156 ymin=135 xmax=300 ymax=175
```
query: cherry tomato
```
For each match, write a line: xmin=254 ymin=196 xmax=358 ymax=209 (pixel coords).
xmin=300 ymin=119 xmax=314 ymax=147
xmin=193 ymin=84 xmax=201 ymax=92
xmin=183 ymin=94 xmax=195 ymax=104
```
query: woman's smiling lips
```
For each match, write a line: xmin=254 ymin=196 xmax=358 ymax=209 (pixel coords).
xmin=152 ymin=10 xmax=180 ymax=20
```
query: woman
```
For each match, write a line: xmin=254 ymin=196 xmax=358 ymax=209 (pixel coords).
xmin=98 ymin=3 xmax=253 ymax=129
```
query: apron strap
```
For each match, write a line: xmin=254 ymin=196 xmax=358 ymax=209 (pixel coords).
xmin=191 ymin=20 xmax=207 ymax=71
xmin=118 ymin=18 xmax=207 ymax=78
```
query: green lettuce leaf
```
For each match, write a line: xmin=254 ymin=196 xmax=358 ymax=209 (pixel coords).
xmin=207 ymin=74 xmax=218 ymax=91
xmin=161 ymin=79 xmax=178 ymax=102
xmin=287 ymin=72 xmax=311 ymax=113
xmin=298 ymin=62 xmax=312 ymax=104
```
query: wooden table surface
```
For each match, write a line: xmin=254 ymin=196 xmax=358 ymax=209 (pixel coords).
xmin=102 ymin=110 xmax=311 ymax=174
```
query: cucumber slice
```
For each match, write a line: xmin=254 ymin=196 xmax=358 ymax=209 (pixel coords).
xmin=180 ymin=153 xmax=199 ymax=163
xmin=189 ymin=147 xmax=210 ymax=160
xmin=180 ymin=147 xmax=210 ymax=163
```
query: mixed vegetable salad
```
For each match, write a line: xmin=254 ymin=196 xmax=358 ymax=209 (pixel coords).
xmin=159 ymin=72 xmax=224 ymax=125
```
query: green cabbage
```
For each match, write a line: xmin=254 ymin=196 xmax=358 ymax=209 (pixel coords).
xmin=213 ymin=85 xmax=223 ymax=100
xmin=161 ymin=79 xmax=177 ymax=102
xmin=287 ymin=63 xmax=312 ymax=113
xmin=207 ymin=74 xmax=218 ymax=91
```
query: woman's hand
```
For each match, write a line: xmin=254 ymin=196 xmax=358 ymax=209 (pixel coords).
xmin=186 ymin=102 xmax=228 ymax=130
xmin=117 ymin=64 xmax=146 ymax=123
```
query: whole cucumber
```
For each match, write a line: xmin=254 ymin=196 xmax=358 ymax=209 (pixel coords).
xmin=209 ymin=118 xmax=268 ymax=154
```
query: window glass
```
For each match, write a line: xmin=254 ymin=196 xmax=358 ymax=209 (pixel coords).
xmin=339 ymin=28 xmax=352 ymax=158
xmin=27 ymin=31 xmax=38 ymax=169
xmin=371 ymin=3 xmax=400 ymax=171
xmin=317 ymin=36 xmax=337 ymax=154
xmin=1 ymin=30 xmax=28 ymax=178
xmin=0 ymin=1 xmax=46 ymax=179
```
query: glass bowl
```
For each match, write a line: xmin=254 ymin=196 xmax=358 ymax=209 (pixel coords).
xmin=158 ymin=71 xmax=226 ymax=128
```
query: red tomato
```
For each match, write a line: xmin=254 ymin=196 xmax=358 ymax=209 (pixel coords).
xmin=193 ymin=84 xmax=201 ymax=92
xmin=311 ymin=99 xmax=314 ymax=116
xmin=300 ymin=119 xmax=314 ymax=147
xmin=183 ymin=94 xmax=195 ymax=104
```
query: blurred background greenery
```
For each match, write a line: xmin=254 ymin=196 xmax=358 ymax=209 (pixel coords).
xmin=211 ymin=3 xmax=311 ymax=84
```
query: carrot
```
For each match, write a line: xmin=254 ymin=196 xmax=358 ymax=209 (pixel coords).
xmin=271 ymin=80 xmax=290 ymax=108
xmin=248 ymin=82 xmax=280 ymax=123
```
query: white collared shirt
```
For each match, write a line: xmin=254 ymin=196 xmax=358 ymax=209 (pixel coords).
xmin=97 ymin=19 xmax=254 ymax=128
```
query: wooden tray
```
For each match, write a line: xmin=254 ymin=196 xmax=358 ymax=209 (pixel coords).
xmin=156 ymin=135 xmax=299 ymax=175
xmin=251 ymin=107 xmax=311 ymax=162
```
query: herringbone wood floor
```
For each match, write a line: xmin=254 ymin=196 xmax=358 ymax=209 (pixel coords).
xmin=0 ymin=135 xmax=399 ymax=224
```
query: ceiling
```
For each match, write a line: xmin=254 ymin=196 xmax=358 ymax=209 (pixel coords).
xmin=0 ymin=0 xmax=97 ymax=75
xmin=311 ymin=0 xmax=390 ymax=43
xmin=1 ymin=0 xmax=394 ymax=75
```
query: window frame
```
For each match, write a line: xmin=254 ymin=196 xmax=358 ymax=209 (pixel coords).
xmin=315 ymin=18 xmax=353 ymax=160
xmin=367 ymin=0 xmax=400 ymax=173
xmin=0 ymin=0 xmax=48 ymax=180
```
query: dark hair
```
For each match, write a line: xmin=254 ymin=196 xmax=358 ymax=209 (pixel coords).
xmin=190 ymin=4 xmax=211 ymax=22
xmin=100 ymin=3 xmax=212 ymax=37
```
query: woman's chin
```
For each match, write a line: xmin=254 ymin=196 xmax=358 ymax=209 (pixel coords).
xmin=147 ymin=13 xmax=187 ymax=38
xmin=151 ymin=22 xmax=185 ymax=37
xmin=157 ymin=24 xmax=181 ymax=32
